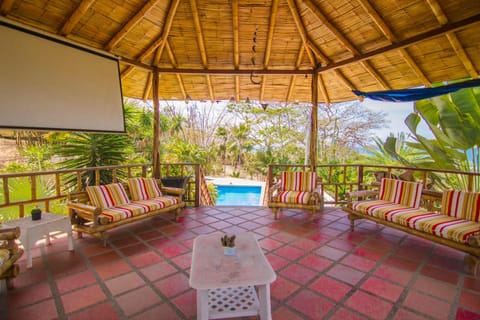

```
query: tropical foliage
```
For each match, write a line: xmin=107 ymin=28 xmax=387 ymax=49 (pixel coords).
xmin=383 ymin=86 xmax=480 ymax=189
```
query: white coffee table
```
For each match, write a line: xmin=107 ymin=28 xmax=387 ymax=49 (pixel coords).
xmin=3 ymin=212 xmax=74 ymax=268
xmin=189 ymin=232 xmax=276 ymax=320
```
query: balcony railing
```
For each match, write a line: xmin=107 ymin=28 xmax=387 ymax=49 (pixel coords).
xmin=2 ymin=162 xmax=479 ymax=221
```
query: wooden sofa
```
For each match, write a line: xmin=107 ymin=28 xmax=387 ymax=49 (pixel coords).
xmin=66 ymin=178 xmax=185 ymax=245
xmin=268 ymin=171 xmax=323 ymax=219
xmin=343 ymin=178 xmax=480 ymax=275
xmin=0 ymin=226 xmax=24 ymax=291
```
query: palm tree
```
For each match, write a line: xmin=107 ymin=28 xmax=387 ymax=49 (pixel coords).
xmin=52 ymin=132 xmax=132 ymax=188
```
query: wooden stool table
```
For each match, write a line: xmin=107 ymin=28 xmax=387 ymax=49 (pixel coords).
xmin=189 ymin=232 xmax=276 ymax=320
xmin=3 ymin=212 xmax=74 ymax=268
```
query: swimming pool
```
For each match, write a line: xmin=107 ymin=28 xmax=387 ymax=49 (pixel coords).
xmin=215 ymin=185 xmax=262 ymax=206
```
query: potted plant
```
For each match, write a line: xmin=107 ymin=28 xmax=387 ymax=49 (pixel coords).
xmin=31 ymin=206 xmax=42 ymax=221
xmin=221 ymin=234 xmax=236 ymax=256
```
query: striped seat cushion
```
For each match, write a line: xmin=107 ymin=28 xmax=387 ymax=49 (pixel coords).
xmin=97 ymin=196 xmax=180 ymax=225
xmin=86 ymin=183 xmax=130 ymax=208
xmin=0 ymin=248 xmax=10 ymax=267
xmin=98 ymin=202 xmax=148 ymax=224
xmin=128 ymin=178 xmax=163 ymax=201
xmin=132 ymin=196 xmax=179 ymax=210
xmin=277 ymin=191 xmax=312 ymax=204
xmin=281 ymin=171 xmax=316 ymax=192
xmin=379 ymin=178 xmax=423 ymax=208
xmin=414 ymin=214 xmax=480 ymax=244
xmin=352 ymin=200 xmax=430 ymax=226
xmin=442 ymin=190 xmax=480 ymax=223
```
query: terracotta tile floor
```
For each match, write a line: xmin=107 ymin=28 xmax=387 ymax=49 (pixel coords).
xmin=2 ymin=206 xmax=480 ymax=320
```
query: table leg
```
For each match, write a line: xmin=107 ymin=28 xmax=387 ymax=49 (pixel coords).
xmin=67 ymin=227 xmax=74 ymax=251
xmin=24 ymin=232 xmax=33 ymax=269
xmin=196 ymin=289 xmax=209 ymax=320
xmin=258 ymin=284 xmax=272 ymax=320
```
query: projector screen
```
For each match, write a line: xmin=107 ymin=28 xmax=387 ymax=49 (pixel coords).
xmin=0 ymin=21 xmax=125 ymax=133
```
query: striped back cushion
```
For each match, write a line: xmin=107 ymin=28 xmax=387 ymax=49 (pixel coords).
xmin=441 ymin=190 xmax=480 ymax=222
xmin=379 ymin=178 xmax=423 ymax=208
xmin=280 ymin=171 xmax=316 ymax=192
xmin=86 ymin=183 xmax=130 ymax=208
xmin=128 ymin=178 xmax=162 ymax=201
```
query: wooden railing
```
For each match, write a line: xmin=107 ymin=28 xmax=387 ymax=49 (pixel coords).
xmin=0 ymin=163 xmax=211 ymax=221
xmin=267 ymin=164 xmax=480 ymax=205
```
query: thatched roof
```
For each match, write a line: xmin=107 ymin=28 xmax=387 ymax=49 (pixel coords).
xmin=2 ymin=0 xmax=479 ymax=104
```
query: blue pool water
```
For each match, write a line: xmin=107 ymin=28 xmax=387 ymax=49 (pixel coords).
xmin=215 ymin=185 xmax=262 ymax=206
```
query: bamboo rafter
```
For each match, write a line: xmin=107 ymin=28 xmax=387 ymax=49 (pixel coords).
xmin=286 ymin=45 xmax=305 ymax=102
xmin=106 ymin=0 xmax=160 ymax=51
xmin=356 ymin=0 xmax=431 ymax=86
xmin=426 ymin=0 xmax=478 ymax=78
xmin=59 ymin=0 xmax=95 ymax=36
xmin=302 ymin=0 xmax=389 ymax=90
xmin=121 ymin=0 xmax=180 ymax=80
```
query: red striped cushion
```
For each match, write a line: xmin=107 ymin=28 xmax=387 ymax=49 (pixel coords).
xmin=379 ymin=178 xmax=423 ymax=208
xmin=277 ymin=191 xmax=312 ymax=204
xmin=132 ymin=196 xmax=179 ymax=210
xmin=86 ymin=183 xmax=130 ymax=208
xmin=415 ymin=214 xmax=480 ymax=243
xmin=280 ymin=171 xmax=316 ymax=192
xmin=128 ymin=178 xmax=163 ymax=201
xmin=99 ymin=202 xmax=148 ymax=224
xmin=442 ymin=190 xmax=480 ymax=222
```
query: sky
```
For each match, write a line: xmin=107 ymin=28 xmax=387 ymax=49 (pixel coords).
xmin=360 ymin=98 xmax=431 ymax=140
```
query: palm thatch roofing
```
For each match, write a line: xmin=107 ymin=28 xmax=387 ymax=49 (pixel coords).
xmin=1 ymin=0 xmax=479 ymax=104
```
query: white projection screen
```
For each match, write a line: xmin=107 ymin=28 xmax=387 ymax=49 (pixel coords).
xmin=0 ymin=21 xmax=125 ymax=133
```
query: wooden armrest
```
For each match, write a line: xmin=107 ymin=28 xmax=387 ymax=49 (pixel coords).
xmin=468 ymin=234 xmax=480 ymax=247
xmin=160 ymin=186 xmax=185 ymax=196
xmin=67 ymin=201 xmax=102 ymax=215
xmin=0 ymin=227 xmax=20 ymax=240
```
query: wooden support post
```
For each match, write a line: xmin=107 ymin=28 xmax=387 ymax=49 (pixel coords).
xmin=152 ymin=69 xmax=161 ymax=179
xmin=309 ymin=68 xmax=319 ymax=170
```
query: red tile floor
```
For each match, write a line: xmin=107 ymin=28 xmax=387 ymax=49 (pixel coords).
xmin=2 ymin=206 xmax=480 ymax=320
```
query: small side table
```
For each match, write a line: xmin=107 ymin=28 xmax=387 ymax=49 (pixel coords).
xmin=3 ymin=212 xmax=74 ymax=268
xmin=189 ymin=232 xmax=276 ymax=320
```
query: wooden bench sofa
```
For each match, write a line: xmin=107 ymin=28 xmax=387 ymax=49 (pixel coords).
xmin=0 ymin=226 xmax=23 ymax=291
xmin=66 ymin=178 xmax=185 ymax=246
xmin=343 ymin=178 xmax=480 ymax=275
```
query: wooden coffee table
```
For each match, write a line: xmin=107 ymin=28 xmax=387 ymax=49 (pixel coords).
xmin=189 ymin=232 xmax=276 ymax=320
xmin=3 ymin=212 xmax=74 ymax=268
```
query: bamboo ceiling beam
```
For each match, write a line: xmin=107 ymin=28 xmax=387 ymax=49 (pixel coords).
xmin=334 ymin=69 xmax=355 ymax=91
xmin=285 ymin=0 xmax=316 ymax=66
xmin=318 ymin=14 xmax=480 ymax=73
xmin=232 ymin=0 xmax=239 ymax=103
xmin=357 ymin=0 xmax=431 ymax=86
xmin=302 ymin=0 xmax=389 ymax=89
xmin=260 ymin=0 xmax=280 ymax=103
xmin=106 ymin=0 xmax=159 ymax=51
xmin=165 ymin=40 xmax=187 ymax=99
xmin=318 ymin=73 xmax=330 ymax=106
xmin=286 ymin=45 xmax=305 ymax=102
xmin=143 ymin=46 xmax=163 ymax=101
xmin=59 ymin=0 xmax=95 ymax=36
xmin=0 ymin=0 xmax=15 ymax=16
xmin=426 ymin=0 xmax=478 ymax=78
xmin=119 ymin=13 xmax=480 ymax=79
xmin=189 ymin=0 xmax=214 ymax=101
xmin=121 ymin=0 xmax=180 ymax=79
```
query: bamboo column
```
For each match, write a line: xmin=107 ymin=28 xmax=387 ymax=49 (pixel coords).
xmin=309 ymin=67 xmax=319 ymax=170
xmin=152 ymin=69 xmax=161 ymax=179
